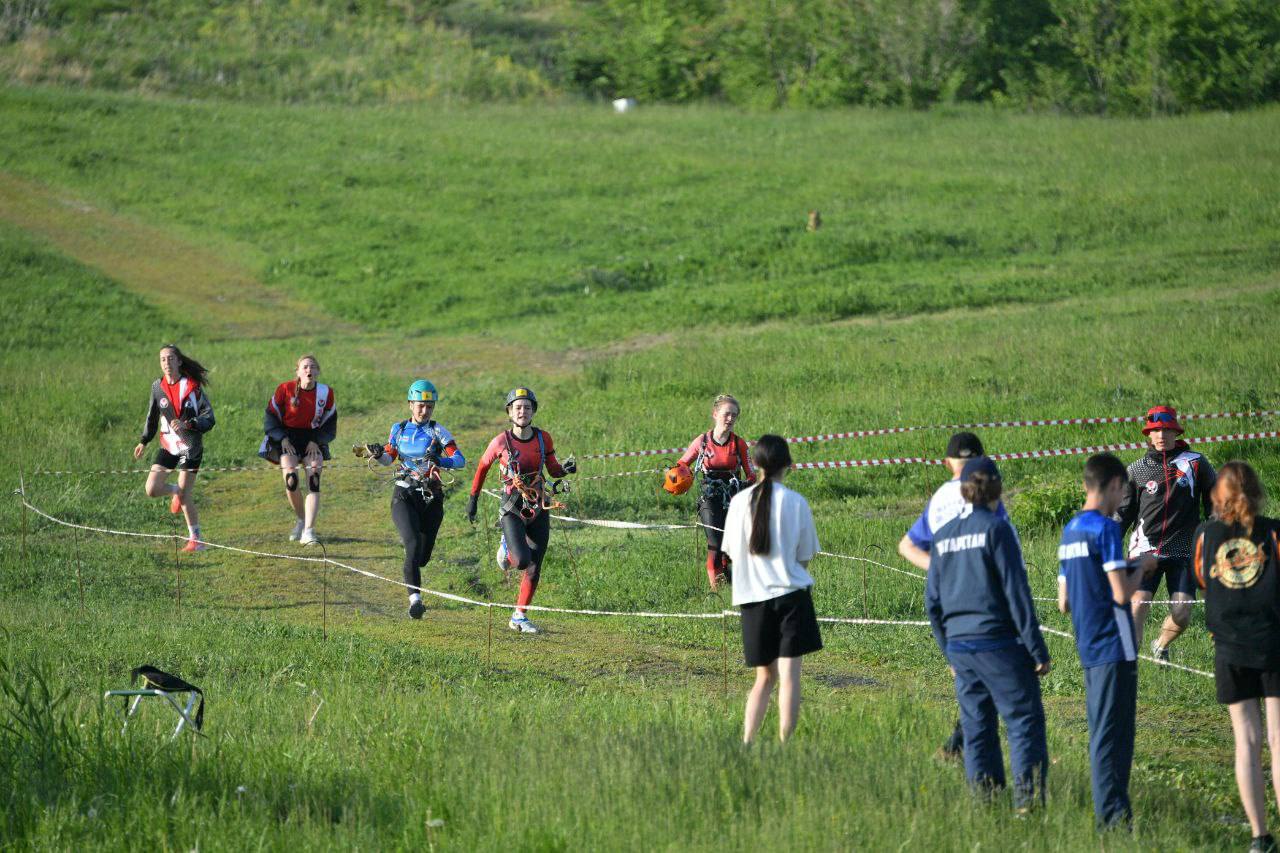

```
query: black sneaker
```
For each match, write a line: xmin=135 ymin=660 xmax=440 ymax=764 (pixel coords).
xmin=1150 ymin=640 xmax=1170 ymax=662
xmin=1250 ymin=834 xmax=1277 ymax=852
xmin=408 ymin=600 xmax=426 ymax=620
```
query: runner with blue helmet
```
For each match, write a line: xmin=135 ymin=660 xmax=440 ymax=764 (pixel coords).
xmin=354 ymin=379 xmax=465 ymax=619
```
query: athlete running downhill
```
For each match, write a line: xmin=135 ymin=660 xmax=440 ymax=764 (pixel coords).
xmin=676 ymin=394 xmax=755 ymax=590
xmin=133 ymin=344 xmax=215 ymax=552
xmin=465 ymin=387 xmax=576 ymax=634
xmin=1114 ymin=405 xmax=1217 ymax=659
xmin=355 ymin=380 xmax=466 ymax=620
xmin=259 ymin=354 xmax=337 ymax=545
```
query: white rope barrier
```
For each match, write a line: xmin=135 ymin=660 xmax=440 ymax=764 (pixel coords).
xmin=15 ymin=491 xmax=1215 ymax=677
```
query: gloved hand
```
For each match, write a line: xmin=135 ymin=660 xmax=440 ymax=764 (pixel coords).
xmin=465 ymin=494 xmax=478 ymax=524
xmin=562 ymin=456 xmax=577 ymax=474
xmin=367 ymin=443 xmax=385 ymax=459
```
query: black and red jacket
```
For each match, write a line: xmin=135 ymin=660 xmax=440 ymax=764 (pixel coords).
xmin=140 ymin=377 xmax=215 ymax=458
xmin=1114 ymin=442 xmax=1216 ymax=563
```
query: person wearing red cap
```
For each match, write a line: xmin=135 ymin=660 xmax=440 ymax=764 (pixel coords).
xmin=1114 ymin=405 xmax=1217 ymax=660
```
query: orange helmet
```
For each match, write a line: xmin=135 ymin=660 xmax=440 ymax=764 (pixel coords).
xmin=663 ymin=463 xmax=694 ymax=496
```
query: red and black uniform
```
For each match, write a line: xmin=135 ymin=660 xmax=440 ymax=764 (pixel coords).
xmin=258 ymin=380 xmax=337 ymax=463
xmin=679 ymin=431 xmax=755 ymax=583
xmin=140 ymin=377 xmax=215 ymax=470
xmin=470 ymin=429 xmax=569 ymax=611
xmin=1194 ymin=516 xmax=1280 ymax=703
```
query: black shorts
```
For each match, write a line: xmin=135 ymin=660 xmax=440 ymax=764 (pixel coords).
xmin=1138 ymin=556 xmax=1197 ymax=598
xmin=740 ymin=587 xmax=823 ymax=667
xmin=259 ymin=428 xmax=331 ymax=465
xmin=154 ymin=448 xmax=201 ymax=471
xmin=1216 ymin=657 xmax=1280 ymax=705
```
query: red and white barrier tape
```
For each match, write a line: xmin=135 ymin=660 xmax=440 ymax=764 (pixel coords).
xmin=580 ymin=408 xmax=1280 ymax=460
xmin=792 ymin=431 xmax=1280 ymax=471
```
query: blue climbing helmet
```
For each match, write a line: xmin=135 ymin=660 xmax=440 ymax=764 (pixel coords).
xmin=505 ymin=386 xmax=537 ymax=412
xmin=407 ymin=379 xmax=439 ymax=403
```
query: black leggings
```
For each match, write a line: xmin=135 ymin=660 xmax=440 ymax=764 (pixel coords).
xmin=391 ymin=484 xmax=443 ymax=593
xmin=698 ymin=500 xmax=729 ymax=553
xmin=500 ymin=510 xmax=551 ymax=581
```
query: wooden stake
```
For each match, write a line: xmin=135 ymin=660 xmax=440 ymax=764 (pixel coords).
xmin=486 ymin=603 xmax=494 ymax=673
xmin=861 ymin=560 xmax=869 ymax=619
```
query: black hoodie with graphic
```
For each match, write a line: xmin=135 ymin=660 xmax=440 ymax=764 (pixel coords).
xmin=1114 ymin=441 xmax=1216 ymax=564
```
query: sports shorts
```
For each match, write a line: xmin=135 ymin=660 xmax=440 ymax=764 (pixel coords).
xmin=1138 ymin=555 xmax=1197 ymax=598
xmin=153 ymin=448 xmax=201 ymax=471
xmin=740 ymin=587 xmax=823 ymax=667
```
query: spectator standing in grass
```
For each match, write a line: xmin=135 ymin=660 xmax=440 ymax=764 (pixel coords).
xmin=676 ymin=394 xmax=755 ymax=591
xmin=1115 ymin=405 xmax=1216 ymax=660
xmin=926 ymin=456 xmax=1051 ymax=813
xmin=133 ymin=344 xmax=215 ymax=552
xmin=723 ymin=434 xmax=821 ymax=744
xmin=356 ymin=380 xmax=466 ymax=620
xmin=1194 ymin=461 xmax=1280 ymax=853
xmin=1057 ymin=452 xmax=1157 ymax=830
xmin=258 ymin=354 xmax=337 ymax=545
xmin=898 ymin=431 xmax=1011 ymax=761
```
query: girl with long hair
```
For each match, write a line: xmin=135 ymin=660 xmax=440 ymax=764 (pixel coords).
xmin=675 ymin=394 xmax=755 ymax=590
xmin=259 ymin=354 xmax=337 ymax=545
xmin=133 ymin=344 xmax=215 ymax=552
xmin=1195 ymin=461 xmax=1280 ymax=853
xmin=721 ymin=434 xmax=821 ymax=743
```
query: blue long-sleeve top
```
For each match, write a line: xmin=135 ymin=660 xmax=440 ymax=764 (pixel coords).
xmin=382 ymin=419 xmax=466 ymax=478
xmin=925 ymin=506 xmax=1049 ymax=665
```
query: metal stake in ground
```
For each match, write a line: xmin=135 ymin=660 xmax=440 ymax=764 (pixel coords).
xmin=705 ymin=589 xmax=729 ymax=696
xmin=19 ymin=472 xmax=28 ymax=563
xmin=318 ymin=541 xmax=330 ymax=641
xmin=73 ymin=523 xmax=85 ymax=612
xmin=486 ymin=600 xmax=494 ymax=673
xmin=171 ymin=513 xmax=181 ymax=615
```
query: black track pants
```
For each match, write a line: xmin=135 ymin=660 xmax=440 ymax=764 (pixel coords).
xmin=391 ymin=484 xmax=443 ymax=593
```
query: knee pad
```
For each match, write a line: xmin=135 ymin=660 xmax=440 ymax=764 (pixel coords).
xmin=308 ymin=472 xmax=321 ymax=493
xmin=285 ymin=471 xmax=299 ymax=492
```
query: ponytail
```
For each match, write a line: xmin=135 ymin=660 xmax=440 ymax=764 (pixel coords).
xmin=748 ymin=434 xmax=791 ymax=555
xmin=160 ymin=344 xmax=210 ymax=386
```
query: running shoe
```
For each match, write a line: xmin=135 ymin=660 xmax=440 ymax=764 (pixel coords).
xmin=509 ymin=612 xmax=539 ymax=634
xmin=169 ymin=492 xmax=183 ymax=514
xmin=496 ymin=535 xmax=509 ymax=570
xmin=181 ymin=538 xmax=206 ymax=553
xmin=289 ymin=520 xmax=305 ymax=541
xmin=1150 ymin=640 xmax=1170 ymax=662
xmin=299 ymin=528 xmax=317 ymax=546
xmin=408 ymin=599 xmax=426 ymax=620
xmin=1250 ymin=834 xmax=1277 ymax=853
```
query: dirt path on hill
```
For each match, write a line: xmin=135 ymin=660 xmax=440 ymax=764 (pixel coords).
xmin=0 ymin=171 xmax=345 ymax=339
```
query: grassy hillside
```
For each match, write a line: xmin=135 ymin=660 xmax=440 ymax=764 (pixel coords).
xmin=2 ymin=87 xmax=1280 ymax=849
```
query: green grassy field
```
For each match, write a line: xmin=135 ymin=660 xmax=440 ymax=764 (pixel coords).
xmin=3 ymin=85 xmax=1280 ymax=849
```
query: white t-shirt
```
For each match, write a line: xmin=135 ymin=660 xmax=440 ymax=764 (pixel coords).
xmin=723 ymin=481 xmax=820 ymax=606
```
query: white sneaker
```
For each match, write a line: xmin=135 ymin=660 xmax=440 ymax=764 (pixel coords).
xmin=509 ymin=612 xmax=539 ymax=634
xmin=496 ymin=535 xmax=509 ymax=569
xmin=299 ymin=528 xmax=317 ymax=546
xmin=289 ymin=520 xmax=305 ymax=541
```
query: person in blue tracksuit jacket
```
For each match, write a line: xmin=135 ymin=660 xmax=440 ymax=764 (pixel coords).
xmin=1058 ymin=452 xmax=1157 ymax=830
xmin=926 ymin=456 xmax=1052 ymax=811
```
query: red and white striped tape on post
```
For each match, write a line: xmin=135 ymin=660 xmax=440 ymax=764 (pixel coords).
xmin=579 ymin=408 xmax=1280 ymax=460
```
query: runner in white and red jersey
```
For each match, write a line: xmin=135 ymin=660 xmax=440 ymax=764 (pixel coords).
xmin=132 ymin=344 xmax=215 ymax=552
xmin=258 ymin=354 xmax=337 ymax=545
xmin=675 ymin=394 xmax=755 ymax=590
xmin=465 ymin=387 xmax=576 ymax=634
